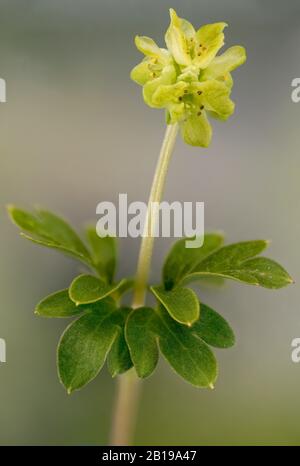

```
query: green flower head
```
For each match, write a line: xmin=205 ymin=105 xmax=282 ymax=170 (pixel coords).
xmin=131 ymin=8 xmax=246 ymax=147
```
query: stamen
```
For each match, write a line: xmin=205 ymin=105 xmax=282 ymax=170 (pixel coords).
xmin=197 ymin=91 xmax=202 ymax=95
xmin=197 ymin=111 xmax=202 ymax=116
xmin=200 ymin=105 xmax=204 ymax=110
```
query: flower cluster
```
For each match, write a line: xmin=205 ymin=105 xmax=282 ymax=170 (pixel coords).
xmin=131 ymin=9 xmax=246 ymax=147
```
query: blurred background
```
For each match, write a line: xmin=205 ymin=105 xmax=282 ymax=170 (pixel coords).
xmin=1 ymin=0 xmax=300 ymax=446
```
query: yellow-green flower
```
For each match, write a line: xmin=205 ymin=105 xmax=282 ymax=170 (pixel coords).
xmin=131 ymin=8 xmax=246 ymax=147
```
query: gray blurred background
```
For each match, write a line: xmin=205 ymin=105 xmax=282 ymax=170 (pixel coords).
xmin=1 ymin=0 xmax=300 ymax=445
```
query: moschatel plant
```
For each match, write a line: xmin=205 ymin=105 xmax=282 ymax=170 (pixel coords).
xmin=8 ymin=9 xmax=292 ymax=445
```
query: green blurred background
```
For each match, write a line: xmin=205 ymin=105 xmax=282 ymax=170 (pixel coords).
xmin=1 ymin=0 xmax=300 ymax=445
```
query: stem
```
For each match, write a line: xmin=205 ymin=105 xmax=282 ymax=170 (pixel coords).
xmin=110 ymin=123 xmax=179 ymax=445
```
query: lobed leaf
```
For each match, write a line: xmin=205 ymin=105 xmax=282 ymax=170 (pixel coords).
xmin=183 ymin=241 xmax=293 ymax=289
xmin=57 ymin=299 xmax=131 ymax=392
xmin=192 ymin=240 xmax=268 ymax=271
xmin=126 ymin=306 xmax=217 ymax=388
xmin=107 ymin=308 xmax=133 ymax=377
xmin=156 ymin=306 xmax=217 ymax=388
xmin=69 ymin=274 xmax=125 ymax=305
xmin=35 ymin=289 xmax=84 ymax=318
xmin=191 ymin=303 xmax=235 ymax=348
xmin=163 ymin=233 xmax=224 ymax=290
xmin=151 ymin=285 xmax=199 ymax=326
xmin=86 ymin=226 xmax=117 ymax=283
xmin=125 ymin=307 xmax=159 ymax=378
xmin=8 ymin=206 xmax=92 ymax=267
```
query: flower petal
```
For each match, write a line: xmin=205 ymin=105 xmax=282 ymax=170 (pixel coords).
xmin=180 ymin=18 xmax=196 ymax=40
xmin=135 ymin=35 xmax=168 ymax=61
xmin=194 ymin=22 xmax=227 ymax=68
xmin=201 ymin=46 xmax=246 ymax=80
xmin=180 ymin=111 xmax=212 ymax=147
xmin=143 ymin=64 xmax=177 ymax=108
xmin=200 ymin=80 xmax=235 ymax=120
xmin=165 ymin=8 xmax=192 ymax=66
xmin=152 ymin=81 xmax=188 ymax=107
xmin=130 ymin=59 xmax=153 ymax=86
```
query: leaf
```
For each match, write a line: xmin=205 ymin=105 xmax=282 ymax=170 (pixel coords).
xmin=57 ymin=298 xmax=125 ymax=393
xmin=163 ymin=233 xmax=224 ymax=289
xmin=126 ymin=306 xmax=217 ymax=388
xmin=156 ymin=306 xmax=217 ymax=388
xmin=193 ymin=240 xmax=268 ymax=271
xmin=125 ymin=307 xmax=159 ymax=378
xmin=191 ymin=303 xmax=235 ymax=348
xmin=35 ymin=289 xmax=84 ymax=318
xmin=183 ymin=240 xmax=293 ymax=289
xmin=86 ymin=226 xmax=117 ymax=283
xmin=227 ymin=257 xmax=293 ymax=289
xmin=69 ymin=274 xmax=125 ymax=305
xmin=107 ymin=308 xmax=133 ymax=377
xmin=7 ymin=206 xmax=92 ymax=267
xmin=151 ymin=285 xmax=199 ymax=326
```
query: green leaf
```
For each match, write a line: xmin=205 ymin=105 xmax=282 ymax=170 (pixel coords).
xmin=107 ymin=307 xmax=133 ymax=377
xmin=156 ymin=306 xmax=217 ymax=388
xmin=163 ymin=233 xmax=224 ymax=289
xmin=226 ymin=257 xmax=293 ymax=289
xmin=151 ymin=285 xmax=199 ymax=326
xmin=7 ymin=206 xmax=92 ymax=267
xmin=126 ymin=306 xmax=217 ymax=388
xmin=35 ymin=289 xmax=84 ymax=318
xmin=193 ymin=240 xmax=268 ymax=271
xmin=69 ymin=274 xmax=125 ymax=305
xmin=191 ymin=303 xmax=235 ymax=348
xmin=183 ymin=240 xmax=293 ymax=289
xmin=125 ymin=307 xmax=159 ymax=378
xmin=86 ymin=226 xmax=117 ymax=283
xmin=57 ymin=298 xmax=125 ymax=393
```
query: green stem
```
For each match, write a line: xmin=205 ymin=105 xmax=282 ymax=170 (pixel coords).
xmin=110 ymin=123 xmax=179 ymax=445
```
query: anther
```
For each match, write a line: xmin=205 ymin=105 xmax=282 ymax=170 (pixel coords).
xmin=200 ymin=105 xmax=204 ymax=110
xmin=197 ymin=91 xmax=202 ymax=95
xmin=197 ymin=111 xmax=202 ymax=116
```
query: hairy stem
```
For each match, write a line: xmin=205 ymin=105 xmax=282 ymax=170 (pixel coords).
xmin=110 ymin=123 xmax=179 ymax=445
